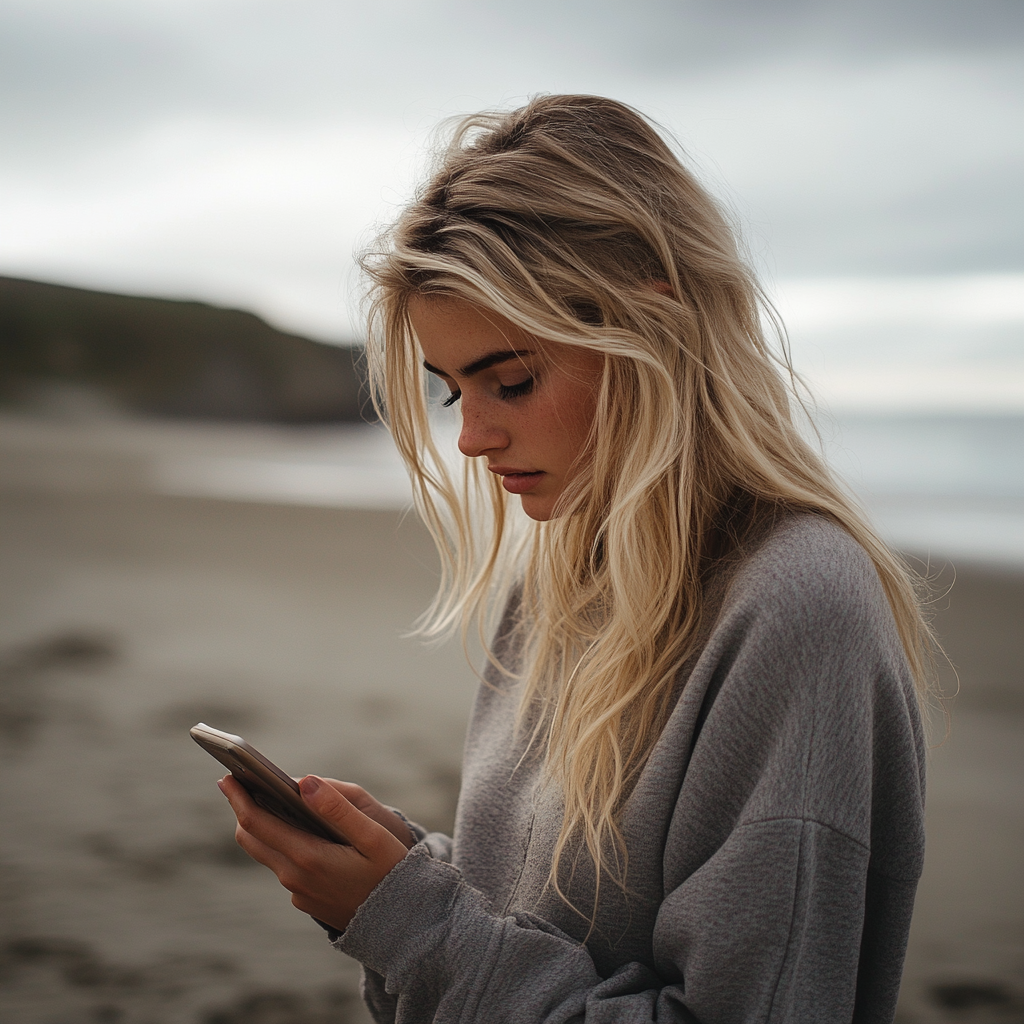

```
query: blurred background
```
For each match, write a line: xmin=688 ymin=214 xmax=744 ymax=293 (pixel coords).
xmin=0 ymin=1 xmax=1021 ymax=1022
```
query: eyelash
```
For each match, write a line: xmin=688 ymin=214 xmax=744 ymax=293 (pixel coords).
xmin=441 ymin=377 xmax=534 ymax=407
xmin=499 ymin=378 xmax=534 ymax=401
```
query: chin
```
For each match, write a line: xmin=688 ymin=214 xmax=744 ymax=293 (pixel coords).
xmin=519 ymin=497 xmax=555 ymax=522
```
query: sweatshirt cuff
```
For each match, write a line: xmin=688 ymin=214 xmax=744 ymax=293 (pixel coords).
xmin=386 ymin=806 xmax=424 ymax=847
xmin=334 ymin=844 xmax=472 ymax=979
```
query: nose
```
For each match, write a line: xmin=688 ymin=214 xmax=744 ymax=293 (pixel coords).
xmin=457 ymin=400 xmax=510 ymax=458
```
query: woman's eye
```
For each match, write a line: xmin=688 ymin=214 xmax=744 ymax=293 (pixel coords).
xmin=498 ymin=378 xmax=534 ymax=401
xmin=441 ymin=390 xmax=462 ymax=408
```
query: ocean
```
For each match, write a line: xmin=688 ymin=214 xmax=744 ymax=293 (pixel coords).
xmin=817 ymin=413 xmax=1024 ymax=566
xmin=147 ymin=412 xmax=1024 ymax=568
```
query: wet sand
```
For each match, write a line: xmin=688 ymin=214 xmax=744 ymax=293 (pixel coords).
xmin=0 ymin=492 xmax=477 ymax=1024
xmin=897 ymin=559 xmax=1024 ymax=1023
xmin=0 ymin=427 xmax=1021 ymax=1023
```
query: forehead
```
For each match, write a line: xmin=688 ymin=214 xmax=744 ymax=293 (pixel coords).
xmin=407 ymin=295 xmax=529 ymax=359
xmin=407 ymin=294 xmax=605 ymax=384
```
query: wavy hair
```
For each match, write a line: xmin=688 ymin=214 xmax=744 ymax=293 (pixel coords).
xmin=359 ymin=94 xmax=935 ymax=915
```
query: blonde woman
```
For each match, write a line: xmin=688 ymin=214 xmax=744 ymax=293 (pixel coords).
xmin=220 ymin=95 xmax=928 ymax=1023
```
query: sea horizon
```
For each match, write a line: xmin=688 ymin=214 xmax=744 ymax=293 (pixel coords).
xmin=2 ymin=406 xmax=1022 ymax=569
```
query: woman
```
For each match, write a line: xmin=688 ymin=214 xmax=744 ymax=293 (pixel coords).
xmin=220 ymin=95 xmax=929 ymax=1023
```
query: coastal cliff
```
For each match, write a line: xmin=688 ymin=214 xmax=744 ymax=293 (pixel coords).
xmin=0 ymin=276 xmax=370 ymax=423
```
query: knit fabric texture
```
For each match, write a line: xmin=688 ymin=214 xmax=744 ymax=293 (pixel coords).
xmin=336 ymin=515 xmax=926 ymax=1023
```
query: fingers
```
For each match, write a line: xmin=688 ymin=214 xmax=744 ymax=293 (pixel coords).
xmin=299 ymin=776 xmax=410 ymax=861
xmin=233 ymin=821 xmax=289 ymax=873
xmin=322 ymin=778 xmax=374 ymax=808
xmin=218 ymin=775 xmax=347 ymax=893
xmin=216 ymin=773 xmax=410 ymax=933
xmin=321 ymin=779 xmax=417 ymax=848
xmin=218 ymin=775 xmax=327 ymax=860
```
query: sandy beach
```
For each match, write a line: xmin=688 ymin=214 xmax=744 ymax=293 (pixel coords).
xmin=0 ymin=418 xmax=1021 ymax=1023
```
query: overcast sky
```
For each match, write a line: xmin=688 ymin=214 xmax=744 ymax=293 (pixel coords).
xmin=1 ymin=0 xmax=1021 ymax=407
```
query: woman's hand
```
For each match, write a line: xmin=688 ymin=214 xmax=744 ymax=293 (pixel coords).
xmin=219 ymin=774 xmax=413 ymax=933
xmin=318 ymin=778 xmax=418 ymax=849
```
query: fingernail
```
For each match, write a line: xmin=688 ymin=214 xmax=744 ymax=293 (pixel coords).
xmin=217 ymin=777 xmax=227 ymax=793
xmin=300 ymin=776 xmax=321 ymax=796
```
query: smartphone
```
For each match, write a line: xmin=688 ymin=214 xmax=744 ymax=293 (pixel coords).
xmin=190 ymin=722 xmax=348 ymax=845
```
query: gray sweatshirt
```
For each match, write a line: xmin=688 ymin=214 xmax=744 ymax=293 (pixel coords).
xmin=335 ymin=516 xmax=926 ymax=1023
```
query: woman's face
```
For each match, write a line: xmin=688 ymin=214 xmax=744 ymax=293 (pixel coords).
xmin=408 ymin=295 xmax=604 ymax=522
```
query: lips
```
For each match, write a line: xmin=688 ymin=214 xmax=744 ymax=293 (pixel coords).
xmin=489 ymin=466 xmax=545 ymax=495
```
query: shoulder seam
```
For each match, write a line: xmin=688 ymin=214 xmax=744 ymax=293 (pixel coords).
xmin=732 ymin=816 xmax=924 ymax=881
xmin=732 ymin=815 xmax=870 ymax=855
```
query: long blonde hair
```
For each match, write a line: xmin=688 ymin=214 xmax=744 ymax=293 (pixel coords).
xmin=360 ymin=94 xmax=934 ymax=910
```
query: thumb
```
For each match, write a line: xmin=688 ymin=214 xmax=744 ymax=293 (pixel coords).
xmin=299 ymin=775 xmax=400 ymax=858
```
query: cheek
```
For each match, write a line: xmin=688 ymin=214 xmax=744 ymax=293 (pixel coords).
xmin=561 ymin=380 xmax=599 ymax=451
xmin=530 ymin=352 xmax=603 ymax=469
xmin=528 ymin=396 xmax=595 ymax=478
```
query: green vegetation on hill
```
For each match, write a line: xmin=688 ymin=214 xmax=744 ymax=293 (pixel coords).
xmin=0 ymin=276 xmax=372 ymax=422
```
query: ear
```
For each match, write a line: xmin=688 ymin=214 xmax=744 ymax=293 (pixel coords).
xmin=648 ymin=279 xmax=674 ymax=297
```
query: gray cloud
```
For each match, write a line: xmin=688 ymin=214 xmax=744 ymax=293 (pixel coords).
xmin=450 ymin=0 xmax=1024 ymax=77
xmin=759 ymin=156 xmax=1024 ymax=275
xmin=0 ymin=0 xmax=1020 ymax=283
xmin=3 ymin=0 xmax=1020 ymax=134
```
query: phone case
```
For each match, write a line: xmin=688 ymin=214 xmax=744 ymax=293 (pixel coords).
xmin=190 ymin=723 xmax=348 ymax=845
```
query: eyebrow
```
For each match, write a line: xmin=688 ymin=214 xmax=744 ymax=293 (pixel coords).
xmin=422 ymin=349 xmax=534 ymax=379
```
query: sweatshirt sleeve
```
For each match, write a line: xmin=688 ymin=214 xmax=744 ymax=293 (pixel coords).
xmin=338 ymin=818 xmax=888 ymax=1024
